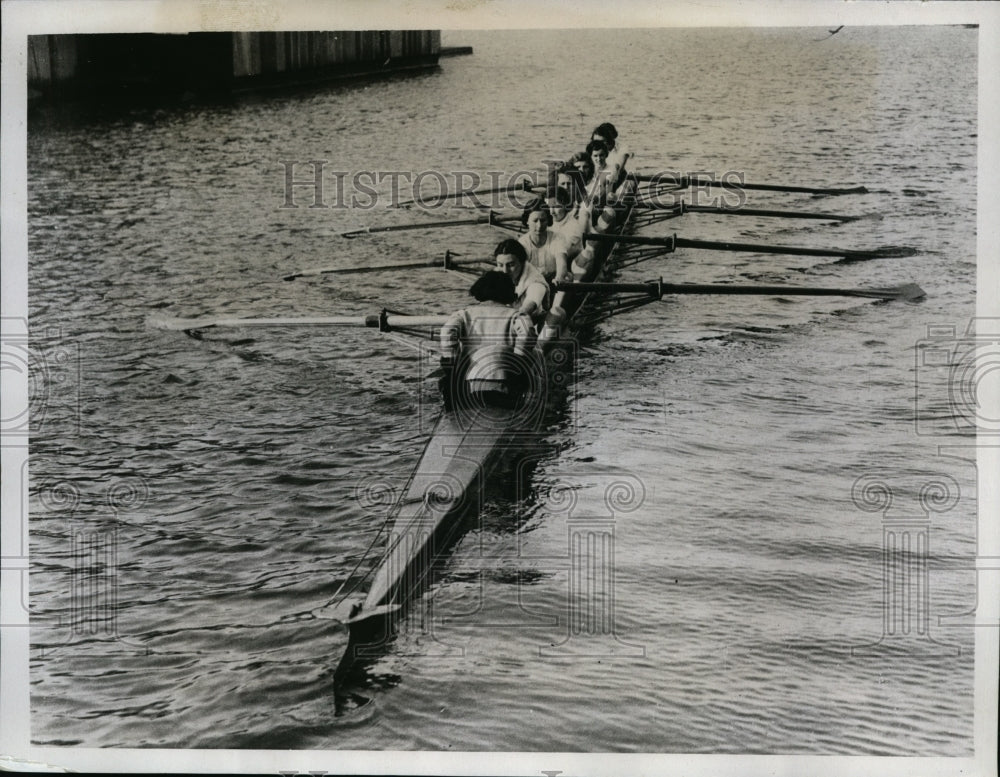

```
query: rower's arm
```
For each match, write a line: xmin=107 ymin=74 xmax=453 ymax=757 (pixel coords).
xmin=540 ymin=235 xmax=572 ymax=283
xmin=522 ymin=278 xmax=549 ymax=314
xmin=510 ymin=313 xmax=536 ymax=356
xmin=510 ymin=313 xmax=542 ymax=389
xmin=439 ymin=311 xmax=465 ymax=365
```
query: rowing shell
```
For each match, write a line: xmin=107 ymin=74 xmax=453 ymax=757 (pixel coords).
xmin=334 ymin=168 xmax=639 ymax=684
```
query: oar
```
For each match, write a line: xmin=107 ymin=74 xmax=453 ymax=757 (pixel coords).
xmin=148 ymin=312 xmax=450 ymax=331
xmin=283 ymin=251 xmax=488 ymax=281
xmin=341 ymin=211 xmax=515 ymax=238
xmin=394 ymin=178 xmax=542 ymax=207
xmin=632 ymin=174 xmax=868 ymax=196
xmin=552 ymin=280 xmax=926 ymax=301
xmin=583 ymin=232 xmax=902 ymax=261
xmin=637 ymin=201 xmax=858 ymax=222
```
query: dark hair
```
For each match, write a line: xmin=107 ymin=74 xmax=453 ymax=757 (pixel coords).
xmin=493 ymin=238 xmax=528 ymax=263
xmin=586 ymin=139 xmax=610 ymax=157
xmin=592 ymin=122 xmax=618 ymax=148
xmin=567 ymin=151 xmax=594 ymax=182
xmin=545 ymin=186 xmax=572 ymax=207
xmin=470 ymin=270 xmax=516 ymax=304
xmin=520 ymin=197 xmax=554 ymax=227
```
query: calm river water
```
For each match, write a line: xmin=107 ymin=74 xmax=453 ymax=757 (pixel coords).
xmin=26 ymin=26 xmax=980 ymax=756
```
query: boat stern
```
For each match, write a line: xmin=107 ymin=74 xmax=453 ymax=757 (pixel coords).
xmin=333 ymin=602 xmax=404 ymax=688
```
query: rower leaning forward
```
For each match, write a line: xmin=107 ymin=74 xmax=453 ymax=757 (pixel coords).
xmin=438 ymin=270 xmax=541 ymax=414
xmin=493 ymin=238 xmax=550 ymax=323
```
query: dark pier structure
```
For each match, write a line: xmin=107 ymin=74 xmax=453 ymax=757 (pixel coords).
xmin=28 ymin=31 xmax=450 ymax=99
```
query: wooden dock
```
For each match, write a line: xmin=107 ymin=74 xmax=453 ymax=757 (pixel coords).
xmin=28 ymin=31 xmax=446 ymax=98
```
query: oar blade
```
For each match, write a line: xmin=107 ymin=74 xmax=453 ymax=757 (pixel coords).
xmin=339 ymin=213 xmax=512 ymax=239
xmin=872 ymin=283 xmax=926 ymax=301
xmin=585 ymin=231 xmax=906 ymax=261
xmin=147 ymin=314 xmax=231 ymax=331
xmin=730 ymin=183 xmax=869 ymax=196
xmin=632 ymin=174 xmax=869 ymax=196
xmin=834 ymin=245 xmax=919 ymax=264
xmin=551 ymin=281 xmax=926 ymax=302
xmin=148 ymin=314 xmax=373 ymax=331
xmin=284 ymin=253 xmax=489 ymax=281
xmin=148 ymin=313 xmax=451 ymax=332
xmin=678 ymin=204 xmax=859 ymax=222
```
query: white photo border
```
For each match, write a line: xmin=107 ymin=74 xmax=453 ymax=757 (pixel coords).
xmin=2 ymin=1 xmax=997 ymax=774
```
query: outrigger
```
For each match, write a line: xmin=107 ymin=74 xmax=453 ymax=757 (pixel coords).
xmin=149 ymin=130 xmax=925 ymax=692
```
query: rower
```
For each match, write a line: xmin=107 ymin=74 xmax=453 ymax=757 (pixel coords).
xmin=565 ymin=152 xmax=595 ymax=193
xmin=439 ymin=271 xmax=537 ymax=411
xmin=493 ymin=238 xmax=549 ymax=322
xmin=545 ymin=185 xmax=572 ymax=229
xmin=587 ymin=138 xmax=610 ymax=179
xmin=555 ymin=164 xmax=589 ymax=207
xmin=590 ymin=122 xmax=618 ymax=151
xmin=585 ymin=138 xmax=619 ymax=206
xmin=590 ymin=122 xmax=630 ymax=187
xmin=518 ymin=200 xmax=573 ymax=284
xmin=546 ymin=186 xmax=587 ymax=264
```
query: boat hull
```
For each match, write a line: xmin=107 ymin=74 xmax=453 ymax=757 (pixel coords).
xmin=336 ymin=167 xmax=637 ymax=684
xmin=342 ymin=402 xmax=533 ymax=649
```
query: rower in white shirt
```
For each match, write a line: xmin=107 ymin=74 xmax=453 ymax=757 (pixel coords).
xmin=517 ymin=200 xmax=573 ymax=284
xmin=585 ymin=138 xmax=619 ymax=208
xmin=590 ymin=122 xmax=630 ymax=188
xmin=545 ymin=186 xmax=588 ymax=265
xmin=439 ymin=270 xmax=537 ymax=411
xmin=587 ymin=139 xmax=610 ymax=180
xmin=492 ymin=238 xmax=550 ymax=323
